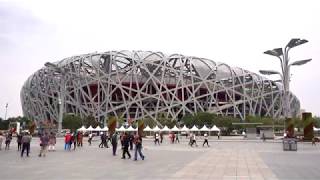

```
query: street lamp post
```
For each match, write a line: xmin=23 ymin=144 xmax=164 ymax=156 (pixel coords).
xmin=44 ymin=62 xmax=66 ymax=135
xmin=260 ymin=38 xmax=311 ymax=120
xmin=4 ymin=103 xmax=8 ymax=120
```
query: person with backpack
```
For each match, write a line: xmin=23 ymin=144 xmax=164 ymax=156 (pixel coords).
xmin=121 ymin=132 xmax=131 ymax=159
xmin=39 ymin=132 xmax=49 ymax=157
xmin=133 ymin=133 xmax=145 ymax=161
xmin=21 ymin=132 xmax=32 ymax=157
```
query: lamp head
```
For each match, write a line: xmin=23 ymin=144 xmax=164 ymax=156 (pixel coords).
xmin=259 ymin=70 xmax=281 ymax=75
xmin=264 ymin=48 xmax=283 ymax=57
xmin=286 ymin=38 xmax=308 ymax=48
xmin=290 ymin=59 xmax=312 ymax=66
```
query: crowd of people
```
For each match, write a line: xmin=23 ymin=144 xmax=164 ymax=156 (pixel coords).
xmin=0 ymin=128 xmax=219 ymax=163
xmin=0 ymin=130 xmax=145 ymax=161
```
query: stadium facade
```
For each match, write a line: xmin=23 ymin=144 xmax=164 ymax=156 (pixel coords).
xmin=20 ymin=51 xmax=300 ymax=125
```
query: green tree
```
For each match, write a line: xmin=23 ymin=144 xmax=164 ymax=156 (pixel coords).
xmin=83 ymin=115 xmax=100 ymax=128
xmin=62 ymin=114 xmax=82 ymax=131
xmin=314 ymin=116 xmax=320 ymax=128
xmin=0 ymin=117 xmax=9 ymax=130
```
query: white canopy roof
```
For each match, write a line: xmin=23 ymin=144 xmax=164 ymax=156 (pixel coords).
xmin=143 ymin=125 xmax=153 ymax=131
xmin=170 ymin=125 xmax=180 ymax=131
xmin=127 ymin=126 xmax=137 ymax=131
xmin=116 ymin=125 xmax=126 ymax=131
xmin=78 ymin=126 xmax=86 ymax=131
xmin=190 ymin=125 xmax=199 ymax=131
xmin=94 ymin=126 xmax=102 ymax=131
xmin=200 ymin=125 xmax=210 ymax=131
xmin=152 ymin=125 xmax=161 ymax=132
xmin=87 ymin=126 xmax=94 ymax=131
xmin=211 ymin=125 xmax=220 ymax=131
xmin=180 ymin=125 xmax=190 ymax=131
xmin=161 ymin=125 xmax=170 ymax=131
xmin=102 ymin=126 xmax=109 ymax=131
xmin=313 ymin=127 xmax=320 ymax=131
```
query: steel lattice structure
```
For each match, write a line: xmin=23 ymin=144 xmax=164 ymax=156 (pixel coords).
xmin=21 ymin=51 xmax=300 ymax=125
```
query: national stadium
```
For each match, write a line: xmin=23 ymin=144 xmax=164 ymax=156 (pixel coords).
xmin=20 ymin=51 xmax=300 ymax=125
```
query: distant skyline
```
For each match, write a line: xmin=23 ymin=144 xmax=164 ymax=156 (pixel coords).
xmin=1 ymin=0 xmax=319 ymax=119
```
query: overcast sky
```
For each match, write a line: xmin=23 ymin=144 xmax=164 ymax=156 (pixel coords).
xmin=1 ymin=0 xmax=319 ymax=119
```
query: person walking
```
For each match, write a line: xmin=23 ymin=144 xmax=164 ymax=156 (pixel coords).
xmin=77 ymin=132 xmax=83 ymax=147
xmin=21 ymin=132 xmax=32 ymax=157
xmin=175 ymin=133 xmax=180 ymax=143
xmin=154 ymin=133 xmax=160 ymax=145
xmin=71 ymin=132 xmax=77 ymax=150
xmin=88 ymin=132 xmax=93 ymax=146
xmin=48 ymin=132 xmax=56 ymax=151
xmin=129 ymin=133 xmax=134 ymax=150
xmin=5 ymin=132 xmax=12 ymax=150
xmin=133 ymin=133 xmax=145 ymax=161
xmin=121 ymin=133 xmax=131 ymax=159
xmin=0 ymin=132 xmax=5 ymax=150
xmin=262 ymin=132 xmax=266 ymax=142
xmin=99 ymin=132 xmax=105 ymax=148
xmin=64 ymin=132 xmax=71 ymax=150
xmin=39 ymin=133 xmax=49 ymax=157
xmin=111 ymin=132 xmax=118 ymax=156
xmin=17 ymin=133 xmax=23 ymax=151
xmin=190 ymin=133 xmax=198 ymax=147
xmin=160 ymin=132 xmax=163 ymax=144
xmin=203 ymin=133 xmax=209 ymax=147
xmin=188 ymin=133 xmax=193 ymax=146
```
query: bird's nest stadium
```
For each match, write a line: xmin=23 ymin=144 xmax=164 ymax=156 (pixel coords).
xmin=21 ymin=51 xmax=300 ymax=125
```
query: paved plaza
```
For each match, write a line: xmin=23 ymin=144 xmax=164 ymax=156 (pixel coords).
xmin=1 ymin=136 xmax=320 ymax=180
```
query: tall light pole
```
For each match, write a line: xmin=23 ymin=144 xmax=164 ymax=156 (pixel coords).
xmin=4 ymin=103 xmax=8 ymax=120
xmin=260 ymin=38 xmax=312 ymax=119
xmin=44 ymin=62 xmax=66 ymax=135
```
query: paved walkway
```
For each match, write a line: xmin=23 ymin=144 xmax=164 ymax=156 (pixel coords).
xmin=0 ymin=137 xmax=320 ymax=180
xmin=171 ymin=148 xmax=277 ymax=180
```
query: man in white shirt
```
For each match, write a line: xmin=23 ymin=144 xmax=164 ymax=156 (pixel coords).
xmin=203 ymin=133 xmax=209 ymax=147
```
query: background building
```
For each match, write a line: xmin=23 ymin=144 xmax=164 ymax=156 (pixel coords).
xmin=20 ymin=51 xmax=300 ymax=125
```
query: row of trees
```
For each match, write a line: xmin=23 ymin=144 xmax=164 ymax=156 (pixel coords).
xmin=2 ymin=114 xmax=320 ymax=135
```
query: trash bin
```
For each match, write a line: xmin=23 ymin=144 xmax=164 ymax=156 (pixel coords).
xmin=289 ymin=139 xmax=297 ymax=151
xmin=283 ymin=138 xmax=297 ymax=151
xmin=283 ymin=139 xmax=290 ymax=151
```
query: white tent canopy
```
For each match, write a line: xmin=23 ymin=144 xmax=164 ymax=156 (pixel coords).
xmin=127 ymin=126 xmax=137 ymax=131
xmin=78 ymin=126 xmax=87 ymax=131
xmin=116 ymin=125 xmax=126 ymax=131
xmin=87 ymin=126 xmax=94 ymax=131
xmin=190 ymin=125 xmax=199 ymax=131
xmin=181 ymin=125 xmax=190 ymax=131
xmin=143 ymin=125 xmax=153 ymax=131
xmin=313 ymin=127 xmax=320 ymax=131
xmin=200 ymin=125 xmax=210 ymax=131
xmin=211 ymin=125 xmax=220 ymax=131
xmin=94 ymin=126 xmax=102 ymax=131
xmin=102 ymin=126 xmax=109 ymax=131
xmin=152 ymin=125 xmax=161 ymax=132
xmin=161 ymin=125 xmax=170 ymax=131
xmin=171 ymin=125 xmax=180 ymax=131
